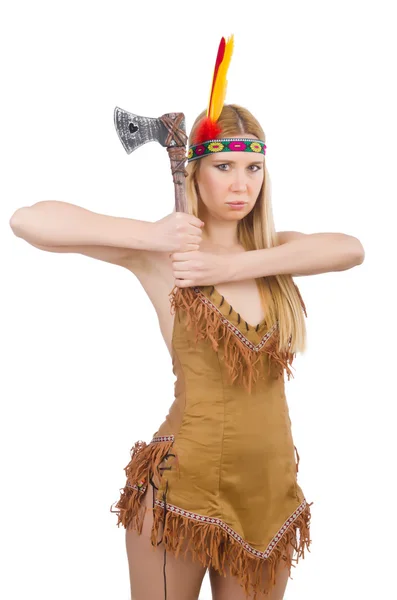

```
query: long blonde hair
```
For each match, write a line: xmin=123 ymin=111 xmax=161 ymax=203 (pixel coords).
xmin=185 ymin=103 xmax=307 ymax=356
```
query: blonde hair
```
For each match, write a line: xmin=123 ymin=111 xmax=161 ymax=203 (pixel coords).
xmin=185 ymin=103 xmax=307 ymax=356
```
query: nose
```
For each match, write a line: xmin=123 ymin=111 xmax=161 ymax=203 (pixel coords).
xmin=230 ymin=169 xmax=248 ymax=192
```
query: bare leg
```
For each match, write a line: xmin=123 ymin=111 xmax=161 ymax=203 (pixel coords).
xmin=209 ymin=543 xmax=294 ymax=600
xmin=126 ymin=480 xmax=208 ymax=600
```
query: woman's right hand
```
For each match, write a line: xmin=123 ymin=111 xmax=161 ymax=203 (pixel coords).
xmin=153 ymin=212 xmax=205 ymax=253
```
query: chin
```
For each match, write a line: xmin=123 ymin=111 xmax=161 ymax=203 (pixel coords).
xmin=224 ymin=212 xmax=247 ymax=221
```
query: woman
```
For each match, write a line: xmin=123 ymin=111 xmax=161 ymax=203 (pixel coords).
xmin=9 ymin=103 xmax=365 ymax=599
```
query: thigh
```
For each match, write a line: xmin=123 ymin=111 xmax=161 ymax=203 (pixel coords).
xmin=209 ymin=542 xmax=293 ymax=600
xmin=126 ymin=481 xmax=208 ymax=600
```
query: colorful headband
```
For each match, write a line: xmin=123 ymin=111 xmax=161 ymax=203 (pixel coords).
xmin=187 ymin=35 xmax=266 ymax=163
xmin=187 ymin=138 xmax=266 ymax=162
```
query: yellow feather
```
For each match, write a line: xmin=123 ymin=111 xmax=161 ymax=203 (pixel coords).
xmin=209 ymin=34 xmax=235 ymax=123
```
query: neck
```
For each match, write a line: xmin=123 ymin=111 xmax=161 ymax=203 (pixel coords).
xmin=200 ymin=219 xmax=243 ymax=252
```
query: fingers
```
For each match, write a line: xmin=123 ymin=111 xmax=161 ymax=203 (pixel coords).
xmin=174 ymin=279 xmax=195 ymax=288
xmin=176 ymin=212 xmax=204 ymax=234
xmin=187 ymin=214 xmax=204 ymax=228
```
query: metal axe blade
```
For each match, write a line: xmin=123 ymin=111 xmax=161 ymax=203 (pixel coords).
xmin=114 ymin=107 xmax=186 ymax=153
xmin=114 ymin=107 xmax=189 ymax=213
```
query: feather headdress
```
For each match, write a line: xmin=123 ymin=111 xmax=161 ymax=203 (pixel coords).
xmin=192 ymin=35 xmax=235 ymax=145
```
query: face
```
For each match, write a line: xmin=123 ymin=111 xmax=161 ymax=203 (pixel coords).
xmin=195 ymin=134 xmax=265 ymax=221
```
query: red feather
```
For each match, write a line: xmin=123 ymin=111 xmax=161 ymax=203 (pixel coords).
xmin=193 ymin=117 xmax=222 ymax=145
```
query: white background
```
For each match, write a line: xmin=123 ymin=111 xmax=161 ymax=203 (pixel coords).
xmin=1 ymin=1 xmax=395 ymax=599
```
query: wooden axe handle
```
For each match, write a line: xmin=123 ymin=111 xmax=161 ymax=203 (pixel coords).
xmin=160 ymin=113 xmax=189 ymax=213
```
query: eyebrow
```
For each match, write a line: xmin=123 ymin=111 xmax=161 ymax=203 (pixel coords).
xmin=211 ymin=159 xmax=264 ymax=165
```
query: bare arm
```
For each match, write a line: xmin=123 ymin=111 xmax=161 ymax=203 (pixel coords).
xmin=10 ymin=201 xmax=204 ymax=271
xmin=227 ymin=232 xmax=365 ymax=279
xmin=10 ymin=201 xmax=156 ymax=250
xmin=9 ymin=200 xmax=159 ymax=268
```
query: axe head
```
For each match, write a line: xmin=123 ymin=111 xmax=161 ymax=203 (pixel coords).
xmin=114 ymin=107 xmax=186 ymax=154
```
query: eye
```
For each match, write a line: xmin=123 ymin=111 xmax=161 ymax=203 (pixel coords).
xmin=215 ymin=164 xmax=262 ymax=172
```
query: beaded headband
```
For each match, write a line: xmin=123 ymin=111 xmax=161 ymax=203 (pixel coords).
xmin=187 ymin=138 xmax=266 ymax=162
xmin=187 ymin=34 xmax=266 ymax=163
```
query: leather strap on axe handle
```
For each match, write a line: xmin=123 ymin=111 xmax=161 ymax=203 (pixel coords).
xmin=160 ymin=113 xmax=188 ymax=213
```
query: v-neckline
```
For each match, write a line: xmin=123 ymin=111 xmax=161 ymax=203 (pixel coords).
xmin=197 ymin=285 xmax=268 ymax=333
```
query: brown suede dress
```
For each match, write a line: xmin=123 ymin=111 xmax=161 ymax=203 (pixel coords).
xmin=110 ymin=284 xmax=312 ymax=599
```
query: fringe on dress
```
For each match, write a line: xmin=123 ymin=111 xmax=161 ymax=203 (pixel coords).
xmin=110 ymin=436 xmax=312 ymax=599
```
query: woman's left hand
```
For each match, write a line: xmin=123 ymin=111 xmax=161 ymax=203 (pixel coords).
xmin=170 ymin=250 xmax=231 ymax=287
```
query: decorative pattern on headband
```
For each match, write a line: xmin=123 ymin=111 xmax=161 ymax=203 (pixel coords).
xmin=187 ymin=138 xmax=266 ymax=162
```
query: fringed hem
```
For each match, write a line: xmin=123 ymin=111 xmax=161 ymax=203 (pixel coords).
xmin=109 ymin=436 xmax=178 ymax=533
xmin=169 ymin=285 xmax=296 ymax=393
xmin=150 ymin=498 xmax=312 ymax=599
xmin=110 ymin=434 xmax=312 ymax=598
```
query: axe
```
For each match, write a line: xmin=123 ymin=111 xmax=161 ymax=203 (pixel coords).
xmin=114 ymin=107 xmax=189 ymax=213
